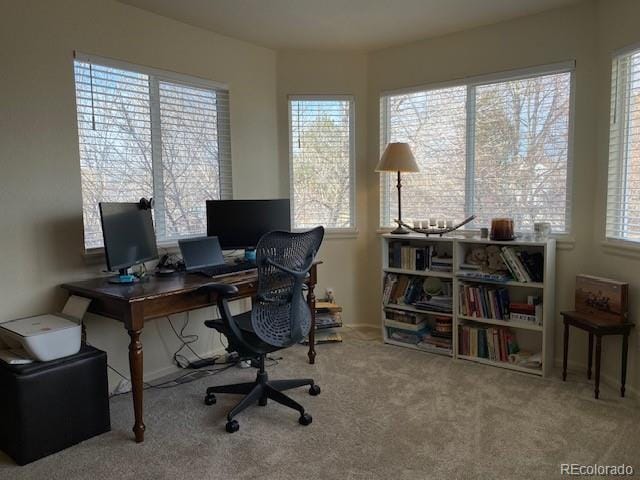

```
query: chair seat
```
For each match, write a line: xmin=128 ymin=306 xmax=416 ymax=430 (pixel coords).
xmin=205 ymin=311 xmax=278 ymax=354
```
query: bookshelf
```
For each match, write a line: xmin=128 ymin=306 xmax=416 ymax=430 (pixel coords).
xmin=381 ymin=233 xmax=556 ymax=376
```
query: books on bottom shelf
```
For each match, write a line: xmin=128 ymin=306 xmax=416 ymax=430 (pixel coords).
xmin=386 ymin=315 xmax=452 ymax=351
xmin=458 ymin=324 xmax=540 ymax=370
xmin=302 ymin=331 xmax=342 ymax=345
xmin=301 ymin=301 xmax=343 ymax=344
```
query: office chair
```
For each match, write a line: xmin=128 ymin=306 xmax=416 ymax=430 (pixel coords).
xmin=200 ymin=226 xmax=324 ymax=433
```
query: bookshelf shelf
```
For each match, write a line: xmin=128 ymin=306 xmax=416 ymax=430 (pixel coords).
xmin=384 ymin=303 xmax=453 ymax=317
xmin=456 ymin=273 xmax=544 ymax=289
xmin=384 ymin=338 xmax=453 ymax=357
xmin=384 ymin=267 xmax=452 ymax=279
xmin=456 ymin=354 xmax=543 ymax=376
xmin=457 ymin=315 xmax=543 ymax=332
xmin=381 ymin=233 xmax=556 ymax=377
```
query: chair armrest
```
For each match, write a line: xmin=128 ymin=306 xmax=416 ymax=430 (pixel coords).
xmin=198 ymin=282 xmax=239 ymax=297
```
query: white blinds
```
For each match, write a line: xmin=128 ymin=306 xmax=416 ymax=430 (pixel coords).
xmin=380 ymin=87 xmax=467 ymax=226
xmin=73 ymin=57 xmax=231 ymax=249
xmin=380 ymin=66 xmax=573 ymax=234
xmin=472 ymin=72 xmax=572 ymax=231
xmin=606 ymin=48 xmax=640 ymax=242
xmin=74 ymin=62 xmax=154 ymax=249
xmin=289 ymin=97 xmax=354 ymax=229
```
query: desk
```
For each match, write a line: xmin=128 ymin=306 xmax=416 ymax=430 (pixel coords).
xmin=61 ymin=263 xmax=319 ymax=443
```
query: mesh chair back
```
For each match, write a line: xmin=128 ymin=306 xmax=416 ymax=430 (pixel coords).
xmin=251 ymin=227 xmax=324 ymax=348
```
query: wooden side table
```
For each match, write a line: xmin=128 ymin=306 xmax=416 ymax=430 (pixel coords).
xmin=561 ymin=311 xmax=634 ymax=399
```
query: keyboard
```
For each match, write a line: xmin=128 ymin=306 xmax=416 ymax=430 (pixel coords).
xmin=198 ymin=260 xmax=257 ymax=278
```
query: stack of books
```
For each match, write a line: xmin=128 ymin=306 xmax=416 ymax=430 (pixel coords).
xmin=458 ymin=325 xmax=520 ymax=363
xmin=420 ymin=316 xmax=452 ymax=350
xmin=430 ymin=255 xmax=453 ymax=273
xmin=384 ymin=308 xmax=426 ymax=331
xmin=509 ymin=301 xmax=543 ymax=326
xmin=302 ymin=302 xmax=343 ymax=345
xmin=414 ymin=295 xmax=453 ymax=313
xmin=459 ymin=285 xmax=510 ymax=320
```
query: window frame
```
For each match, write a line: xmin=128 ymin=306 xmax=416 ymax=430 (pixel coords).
xmin=73 ymin=52 xmax=232 ymax=252
xmin=605 ymin=43 xmax=640 ymax=247
xmin=287 ymin=94 xmax=357 ymax=234
xmin=379 ymin=61 xmax=576 ymax=237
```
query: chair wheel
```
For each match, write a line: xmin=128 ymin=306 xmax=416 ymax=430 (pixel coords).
xmin=299 ymin=413 xmax=313 ymax=426
xmin=226 ymin=420 xmax=240 ymax=433
xmin=204 ymin=393 xmax=216 ymax=406
xmin=309 ymin=384 xmax=321 ymax=396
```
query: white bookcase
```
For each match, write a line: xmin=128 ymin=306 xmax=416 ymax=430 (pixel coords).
xmin=381 ymin=233 xmax=556 ymax=377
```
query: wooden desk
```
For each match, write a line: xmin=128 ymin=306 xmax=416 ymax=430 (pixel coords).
xmin=61 ymin=264 xmax=319 ymax=443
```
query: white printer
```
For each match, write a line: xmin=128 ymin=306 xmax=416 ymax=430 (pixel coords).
xmin=0 ymin=296 xmax=91 ymax=363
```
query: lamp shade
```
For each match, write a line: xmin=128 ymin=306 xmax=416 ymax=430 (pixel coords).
xmin=375 ymin=142 xmax=419 ymax=173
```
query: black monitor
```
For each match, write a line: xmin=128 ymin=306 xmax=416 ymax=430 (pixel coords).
xmin=206 ymin=199 xmax=291 ymax=250
xmin=99 ymin=201 xmax=158 ymax=282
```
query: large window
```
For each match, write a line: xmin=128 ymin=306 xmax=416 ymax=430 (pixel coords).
xmin=289 ymin=96 xmax=355 ymax=230
xmin=606 ymin=46 xmax=640 ymax=243
xmin=380 ymin=63 xmax=574 ymax=234
xmin=73 ymin=54 xmax=231 ymax=249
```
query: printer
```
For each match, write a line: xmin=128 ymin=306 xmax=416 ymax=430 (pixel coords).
xmin=0 ymin=296 xmax=91 ymax=363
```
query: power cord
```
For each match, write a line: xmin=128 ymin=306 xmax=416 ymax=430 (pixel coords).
xmin=167 ymin=313 xmax=209 ymax=368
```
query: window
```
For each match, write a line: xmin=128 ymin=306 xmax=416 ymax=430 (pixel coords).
xmin=606 ymin=46 xmax=640 ymax=243
xmin=380 ymin=63 xmax=574 ymax=234
xmin=73 ymin=54 xmax=231 ymax=249
xmin=289 ymin=96 xmax=355 ymax=230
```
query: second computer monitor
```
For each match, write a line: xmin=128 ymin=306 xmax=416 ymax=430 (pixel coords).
xmin=206 ymin=199 xmax=291 ymax=250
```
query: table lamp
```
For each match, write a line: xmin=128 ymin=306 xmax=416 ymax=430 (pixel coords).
xmin=375 ymin=142 xmax=419 ymax=234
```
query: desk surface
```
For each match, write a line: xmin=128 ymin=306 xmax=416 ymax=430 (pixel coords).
xmin=62 ymin=270 xmax=257 ymax=303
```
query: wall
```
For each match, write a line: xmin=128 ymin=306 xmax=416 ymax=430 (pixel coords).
xmin=588 ymin=0 xmax=640 ymax=397
xmin=276 ymin=51 xmax=370 ymax=326
xmin=365 ymin=1 xmax=603 ymax=384
xmin=0 ymin=0 xmax=279 ymax=388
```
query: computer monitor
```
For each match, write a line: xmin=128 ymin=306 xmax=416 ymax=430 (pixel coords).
xmin=206 ymin=199 xmax=291 ymax=250
xmin=99 ymin=201 xmax=158 ymax=283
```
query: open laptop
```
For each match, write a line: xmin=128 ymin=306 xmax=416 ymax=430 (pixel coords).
xmin=178 ymin=236 xmax=256 ymax=278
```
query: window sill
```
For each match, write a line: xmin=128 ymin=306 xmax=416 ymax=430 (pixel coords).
xmin=601 ymin=239 xmax=640 ymax=259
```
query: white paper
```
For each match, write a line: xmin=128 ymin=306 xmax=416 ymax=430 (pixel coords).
xmin=62 ymin=295 xmax=92 ymax=321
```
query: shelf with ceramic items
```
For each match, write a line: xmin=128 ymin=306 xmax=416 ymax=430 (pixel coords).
xmin=380 ymin=233 xmax=556 ymax=377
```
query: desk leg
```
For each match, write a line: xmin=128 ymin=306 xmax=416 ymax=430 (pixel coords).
xmin=594 ymin=335 xmax=602 ymax=400
xmin=621 ymin=333 xmax=629 ymax=398
xmin=587 ymin=333 xmax=593 ymax=380
xmin=562 ymin=322 xmax=569 ymax=381
xmin=307 ymin=283 xmax=316 ymax=365
xmin=128 ymin=329 xmax=145 ymax=442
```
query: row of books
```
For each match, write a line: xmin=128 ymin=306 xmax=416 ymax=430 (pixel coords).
xmin=500 ymin=247 xmax=543 ymax=283
xmin=458 ymin=325 xmax=519 ymax=362
xmin=388 ymin=242 xmax=453 ymax=272
xmin=459 ymin=285 xmax=510 ymax=320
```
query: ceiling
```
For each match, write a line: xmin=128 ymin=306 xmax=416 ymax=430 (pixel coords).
xmin=119 ymin=0 xmax=582 ymax=51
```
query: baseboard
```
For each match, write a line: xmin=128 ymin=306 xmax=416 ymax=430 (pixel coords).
xmin=553 ymin=357 xmax=639 ymax=402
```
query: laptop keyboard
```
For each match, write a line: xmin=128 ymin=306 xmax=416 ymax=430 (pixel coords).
xmin=199 ymin=260 xmax=257 ymax=278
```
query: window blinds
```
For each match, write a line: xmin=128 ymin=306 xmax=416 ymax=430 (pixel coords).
xmin=380 ymin=66 xmax=573 ymax=234
xmin=289 ymin=97 xmax=354 ymax=229
xmin=606 ymin=48 xmax=640 ymax=242
xmin=73 ymin=56 xmax=232 ymax=249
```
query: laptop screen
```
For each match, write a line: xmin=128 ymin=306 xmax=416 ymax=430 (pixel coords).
xmin=178 ymin=237 xmax=225 ymax=271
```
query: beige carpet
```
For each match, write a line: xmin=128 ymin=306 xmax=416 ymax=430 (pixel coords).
xmin=1 ymin=330 xmax=639 ymax=480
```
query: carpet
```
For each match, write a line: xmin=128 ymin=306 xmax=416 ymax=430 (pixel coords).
xmin=1 ymin=329 xmax=639 ymax=480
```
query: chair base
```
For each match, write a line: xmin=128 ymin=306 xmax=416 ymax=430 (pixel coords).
xmin=204 ymin=356 xmax=320 ymax=433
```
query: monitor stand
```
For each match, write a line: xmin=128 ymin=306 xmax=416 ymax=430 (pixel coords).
xmin=244 ymin=249 xmax=257 ymax=262
xmin=108 ymin=268 xmax=137 ymax=284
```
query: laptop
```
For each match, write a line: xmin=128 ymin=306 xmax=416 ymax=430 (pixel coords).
xmin=178 ymin=237 xmax=256 ymax=278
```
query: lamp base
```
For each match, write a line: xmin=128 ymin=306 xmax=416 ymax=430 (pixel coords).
xmin=390 ymin=225 xmax=410 ymax=235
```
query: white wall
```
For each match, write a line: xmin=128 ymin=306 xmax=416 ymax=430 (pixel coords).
xmin=0 ymin=0 xmax=279 ymax=388
xmin=589 ymin=0 xmax=640 ymax=397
